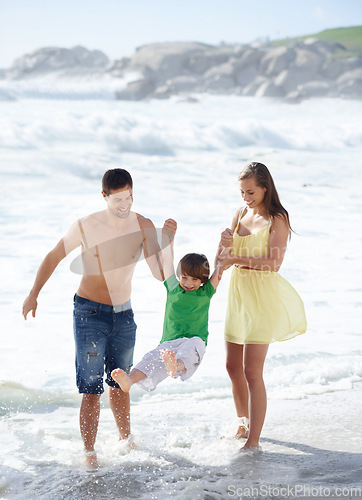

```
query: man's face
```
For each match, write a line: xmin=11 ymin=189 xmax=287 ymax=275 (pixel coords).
xmin=103 ymin=186 xmax=133 ymax=219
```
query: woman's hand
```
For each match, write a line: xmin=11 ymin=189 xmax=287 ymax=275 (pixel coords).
xmin=220 ymin=228 xmax=234 ymax=248
xmin=218 ymin=251 xmax=237 ymax=270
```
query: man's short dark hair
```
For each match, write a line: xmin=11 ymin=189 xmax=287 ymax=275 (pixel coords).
xmin=102 ymin=169 xmax=133 ymax=195
xmin=177 ymin=253 xmax=210 ymax=284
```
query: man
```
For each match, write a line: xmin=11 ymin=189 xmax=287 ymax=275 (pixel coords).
xmin=22 ymin=168 xmax=172 ymax=467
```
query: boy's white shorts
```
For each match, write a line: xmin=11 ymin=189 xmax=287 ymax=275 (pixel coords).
xmin=135 ymin=336 xmax=206 ymax=392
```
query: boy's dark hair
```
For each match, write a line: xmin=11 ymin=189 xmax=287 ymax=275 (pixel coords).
xmin=177 ymin=253 xmax=210 ymax=284
xmin=102 ymin=169 xmax=133 ymax=195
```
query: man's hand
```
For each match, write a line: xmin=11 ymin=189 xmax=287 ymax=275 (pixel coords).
xmin=22 ymin=293 xmax=38 ymax=320
xmin=162 ymin=218 xmax=177 ymax=238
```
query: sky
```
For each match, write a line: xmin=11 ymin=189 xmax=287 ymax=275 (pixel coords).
xmin=0 ymin=0 xmax=361 ymax=68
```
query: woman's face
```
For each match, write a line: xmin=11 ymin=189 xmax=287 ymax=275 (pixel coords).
xmin=239 ymin=177 xmax=266 ymax=209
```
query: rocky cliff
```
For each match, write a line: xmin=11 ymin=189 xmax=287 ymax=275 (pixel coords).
xmin=1 ymin=34 xmax=361 ymax=101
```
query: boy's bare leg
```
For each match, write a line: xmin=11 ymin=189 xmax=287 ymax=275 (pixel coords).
xmin=161 ymin=349 xmax=186 ymax=377
xmin=111 ymin=368 xmax=146 ymax=393
xmin=80 ymin=393 xmax=100 ymax=468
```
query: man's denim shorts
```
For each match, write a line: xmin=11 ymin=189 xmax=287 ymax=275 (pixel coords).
xmin=73 ymin=294 xmax=137 ymax=394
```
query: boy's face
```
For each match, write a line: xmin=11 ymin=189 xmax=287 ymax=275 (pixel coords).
xmin=179 ymin=272 xmax=202 ymax=292
xmin=102 ymin=186 xmax=133 ymax=219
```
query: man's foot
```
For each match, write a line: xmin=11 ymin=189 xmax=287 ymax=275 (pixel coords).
xmin=84 ymin=450 xmax=98 ymax=468
xmin=111 ymin=368 xmax=131 ymax=392
xmin=161 ymin=349 xmax=177 ymax=377
xmin=118 ymin=434 xmax=137 ymax=455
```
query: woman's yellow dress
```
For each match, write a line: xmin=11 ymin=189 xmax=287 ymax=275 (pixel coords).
xmin=224 ymin=209 xmax=307 ymax=344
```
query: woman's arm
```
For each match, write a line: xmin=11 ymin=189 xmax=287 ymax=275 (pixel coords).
xmin=218 ymin=214 xmax=289 ymax=272
xmin=214 ymin=207 xmax=241 ymax=267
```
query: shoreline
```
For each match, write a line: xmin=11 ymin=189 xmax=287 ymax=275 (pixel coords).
xmin=1 ymin=384 xmax=361 ymax=499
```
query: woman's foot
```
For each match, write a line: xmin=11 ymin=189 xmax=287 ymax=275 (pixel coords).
xmin=111 ymin=368 xmax=131 ymax=392
xmin=241 ymin=436 xmax=262 ymax=454
xmin=240 ymin=444 xmax=263 ymax=455
xmin=235 ymin=416 xmax=249 ymax=439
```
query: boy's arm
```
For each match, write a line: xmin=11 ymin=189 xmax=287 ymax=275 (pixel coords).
xmin=160 ymin=218 xmax=177 ymax=281
xmin=209 ymin=262 xmax=224 ymax=290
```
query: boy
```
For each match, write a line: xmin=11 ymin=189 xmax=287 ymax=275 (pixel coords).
xmin=111 ymin=219 xmax=223 ymax=392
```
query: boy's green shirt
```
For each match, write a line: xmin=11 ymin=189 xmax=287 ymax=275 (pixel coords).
xmin=161 ymin=274 xmax=216 ymax=345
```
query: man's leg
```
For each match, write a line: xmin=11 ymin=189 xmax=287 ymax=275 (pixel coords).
xmin=108 ymin=386 xmax=130 ymax=439
xmin=106 ymin=308 xmax=137 ymax=440
xmin=73 ymin=295 xmax=107 ymax=466
xmin=80 ymin=393 xmax=101 ymax=467
xmin=80 ymin=393 xmax=101 ymax=450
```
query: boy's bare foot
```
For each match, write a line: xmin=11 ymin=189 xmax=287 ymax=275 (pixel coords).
xmin=84 ymin=450 xmax=98 ymax=468
xmin=111 ymin=368 xmax=131 ymax=392
xmin=161 ymin=349 xmax=177 ymax=377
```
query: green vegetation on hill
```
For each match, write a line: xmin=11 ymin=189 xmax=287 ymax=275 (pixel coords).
xmin=273 ymin=25 xmax=362 ymax=59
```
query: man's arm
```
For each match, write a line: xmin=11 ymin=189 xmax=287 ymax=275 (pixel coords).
xmin=22 ymin=220 xmax=82 ymax=319
xmin=137 ymin=216 xmax=164 ymax=281
xmin=138 ymin=216 xmax=177 ymax=281
xmin=22 ymin=238 xmax=67 ymax=319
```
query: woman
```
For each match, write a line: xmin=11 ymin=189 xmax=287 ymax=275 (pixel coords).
xmin=216 ymin=162 xmax=307 ymax=453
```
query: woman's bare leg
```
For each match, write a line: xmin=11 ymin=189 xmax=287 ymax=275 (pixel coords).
xmin=225 ymin=341 xmax=249 ymax=438
xmin=243 ymin=344 xmax=269 ymax=449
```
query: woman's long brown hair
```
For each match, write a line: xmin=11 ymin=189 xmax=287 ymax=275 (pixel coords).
xmin=239 ymin=162 xmax=292 ymax=236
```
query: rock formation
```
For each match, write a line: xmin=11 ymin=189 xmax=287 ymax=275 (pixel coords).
xmin=1 ymin=38 xmax=361 ymax=101
xmin=4 ymin=45 xmax=109 ymax=79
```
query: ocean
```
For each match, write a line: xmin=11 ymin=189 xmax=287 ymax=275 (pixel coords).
xmin=0 ymin=87 xmax=361 ymax=499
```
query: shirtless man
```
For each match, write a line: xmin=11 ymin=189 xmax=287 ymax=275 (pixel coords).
xmin=22 ymin=168 xmax=172 ymax=467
